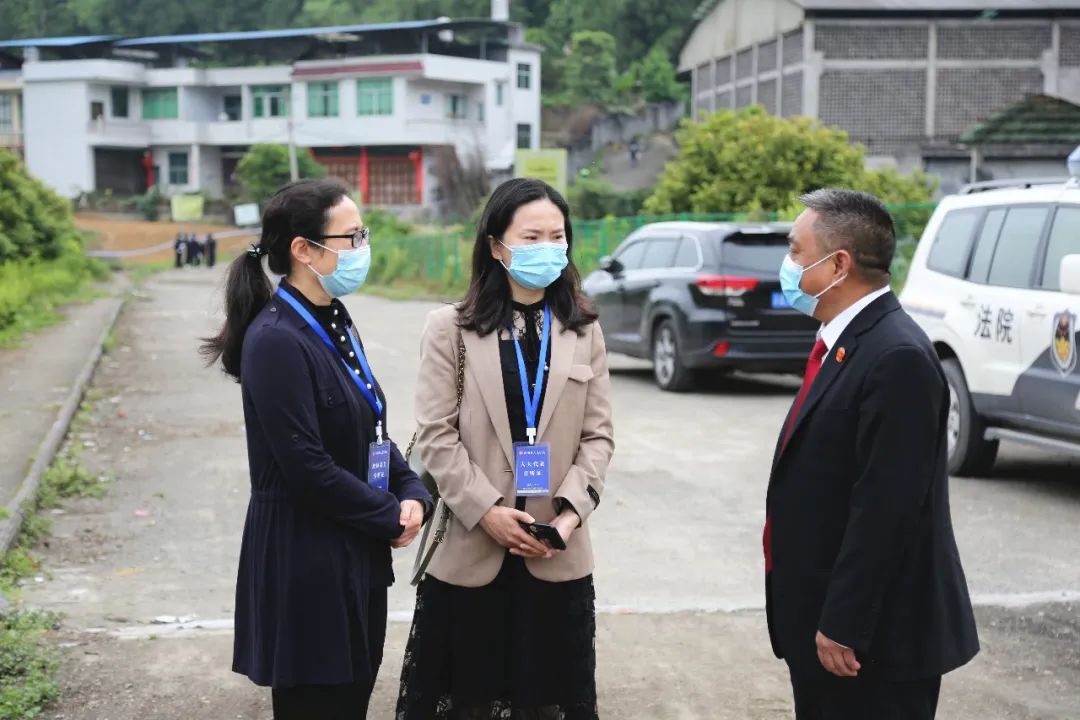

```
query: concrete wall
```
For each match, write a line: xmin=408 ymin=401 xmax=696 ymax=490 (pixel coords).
xmin=508 ymin=47 xmax=541 ymax=156
xmin=926 ymin=155 xmax=1068 ymax=196
xmin=680 ymin=0 xmax=804 ymax=73
xmin=695 ymin=20 xmax=806 ymax=120
xmin=183 ymin=87 xmax=220 ymax=122
xmin=687 ymin=13 xmax=1080 ymax=170
xmin=199 ymin=145 xmax=223 ymax=198
xmin=23 ymin=80 xmax=93 ymax=197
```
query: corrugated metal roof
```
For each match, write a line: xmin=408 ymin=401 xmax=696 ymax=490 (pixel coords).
xmin=114 ymin=19 xmax=505 ymax=47
xmin=798 ymin=1 xmax=1080 ymax=10
xmin=0 ymin=35 xmax=119 ymax=49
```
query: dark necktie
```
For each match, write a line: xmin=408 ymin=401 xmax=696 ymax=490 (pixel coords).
xmin=765 ymin=338 xmax=829 ymax=574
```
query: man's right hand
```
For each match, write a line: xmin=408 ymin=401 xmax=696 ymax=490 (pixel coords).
xmin=479 ymin=506 xmax=553 ymax=559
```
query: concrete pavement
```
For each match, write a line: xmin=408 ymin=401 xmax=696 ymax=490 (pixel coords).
xmin=13 ymin=264 xmax=1080 ymax=719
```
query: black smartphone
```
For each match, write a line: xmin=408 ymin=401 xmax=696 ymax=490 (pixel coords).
xmin=519 ymin=522 xmax=567 ymax=551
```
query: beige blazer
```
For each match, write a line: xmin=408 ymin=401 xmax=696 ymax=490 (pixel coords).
xmin=414 ymin=304 xmax=615 ymax=587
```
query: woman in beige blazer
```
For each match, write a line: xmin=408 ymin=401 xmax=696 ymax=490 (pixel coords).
xmin=397 ymin=179 xmax=615 ymax=719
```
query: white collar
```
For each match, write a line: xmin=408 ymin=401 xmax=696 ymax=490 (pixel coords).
xmin=819 ymin=286 xmax=892 ymax=355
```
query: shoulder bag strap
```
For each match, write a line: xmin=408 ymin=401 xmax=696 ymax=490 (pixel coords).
xmin=410 ymin=327 xmax=465 ymax=586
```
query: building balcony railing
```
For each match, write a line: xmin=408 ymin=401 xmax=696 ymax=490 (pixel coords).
xmin=87 ymin=117 xmax=151 ymax=146
xmin=78 ymin=114 xmax=487 ymax=149
xmin=0 ymin=130 xmax=22 ymax=150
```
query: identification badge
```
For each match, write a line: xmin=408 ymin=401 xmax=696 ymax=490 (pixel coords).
xmin=367 ymin=442 xmax=391 ymax=492
xmin=514 ymin=442 xmax=551 ymax=497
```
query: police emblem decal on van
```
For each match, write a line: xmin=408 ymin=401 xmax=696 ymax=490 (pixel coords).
xmin=1051 ymin=311 xmax=1077 ymax=376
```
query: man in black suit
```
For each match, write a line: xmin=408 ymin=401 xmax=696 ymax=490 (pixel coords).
xmin=764 ymin=189 xmax=979 ymax=719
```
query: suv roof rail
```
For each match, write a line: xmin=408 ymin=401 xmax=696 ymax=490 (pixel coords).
xmin=958 ymin=177 xmax=1070 ymax=194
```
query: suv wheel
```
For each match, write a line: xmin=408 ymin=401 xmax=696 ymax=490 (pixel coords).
xmin=652 ymin=320 xmax=694 ymax=392
xmin=942 ymin=358 xmax=999 ymax=477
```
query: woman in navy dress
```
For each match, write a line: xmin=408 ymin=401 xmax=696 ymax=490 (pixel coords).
xmin=202 ymin=178 xmax=430 ymax=718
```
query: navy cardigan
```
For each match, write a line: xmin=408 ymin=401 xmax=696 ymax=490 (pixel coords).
xmin=231 ymin=286 xmax=430 ymax=688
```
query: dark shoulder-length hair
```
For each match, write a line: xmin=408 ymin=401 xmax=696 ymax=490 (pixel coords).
xmin=457 ymin=178 xmax=598 ymax=336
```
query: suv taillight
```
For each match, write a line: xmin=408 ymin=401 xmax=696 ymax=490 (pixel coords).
xmin=695 ymin=275 xmax=759 ymax=297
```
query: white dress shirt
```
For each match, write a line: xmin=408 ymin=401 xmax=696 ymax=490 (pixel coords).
xmin=817 ymin=286 xmax=892 ymax=365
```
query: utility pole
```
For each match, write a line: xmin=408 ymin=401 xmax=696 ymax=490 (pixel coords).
xmin=287 ymin=90 xmax=299 ymax=181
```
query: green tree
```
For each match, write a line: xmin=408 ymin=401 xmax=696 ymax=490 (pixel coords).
xmin=235 ymin=144 xmax=327 ymax=206
xmin=0 ymin=0 xmax=82 ymax=39
xmin=623 ymin=44 xmax=686 ymax=104
xmin=613 ymin=0 xmax=700 ymax=70
xmin=564 ymin=31 xmax=618 ymax=108
xmin=643 ymin=107 xmax=936 ymax=215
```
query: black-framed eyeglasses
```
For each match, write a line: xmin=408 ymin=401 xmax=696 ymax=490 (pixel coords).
xmin=315 ymin=227 xmax=370 ymax=249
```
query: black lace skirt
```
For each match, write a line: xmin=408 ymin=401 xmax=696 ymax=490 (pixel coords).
xmin=396 ymin=555 xmax=598 ymax=720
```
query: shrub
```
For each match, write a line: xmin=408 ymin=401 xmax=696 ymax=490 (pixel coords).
xmin=236 ymin=144 xmax=327 ymax=205
xmin=0 ymin=150 xmax=84 ymax=264
xmin=568 ymin=177 xmax=651 ymax=220
xmin=645 ymin=107 xmax=934 ymax=215
xmin=133 ymin=187 xmax=161 ymax=221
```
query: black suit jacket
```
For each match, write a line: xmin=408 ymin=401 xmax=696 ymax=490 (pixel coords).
xmin=765 ymin=292 xmax=979 ymax=682
xmin=232 ymin=290 xmax=430 ymax=689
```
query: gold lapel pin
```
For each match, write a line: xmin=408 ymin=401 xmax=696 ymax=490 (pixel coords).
xmin=836 ymin=347 xmax=846 ymax=363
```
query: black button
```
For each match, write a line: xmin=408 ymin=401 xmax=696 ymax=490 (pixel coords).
xmin=291 ymin=434 xmax=299 ymax=442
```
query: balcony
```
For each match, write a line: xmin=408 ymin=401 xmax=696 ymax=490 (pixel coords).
xmin=87 ymin=118 xmax=150 ymax=147
xmin=201 ymin=119 xmax=287 ymax=146
xmin=0 ymin=130 xmax=22 ymax=150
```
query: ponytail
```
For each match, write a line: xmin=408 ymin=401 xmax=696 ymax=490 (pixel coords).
xmin=200 ymin=178 xmax=350 ymax=381
xmin=199 ymin=252 xmax=273 ymax=379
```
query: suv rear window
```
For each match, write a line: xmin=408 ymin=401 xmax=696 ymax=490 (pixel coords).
xmin=927 ymin=209 xmax=980 ymax=277
xmin=717 ymin=232 xmax=790 ymax=273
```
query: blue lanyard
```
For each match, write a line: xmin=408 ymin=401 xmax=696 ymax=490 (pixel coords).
xmin=275 ymin=287 xmax=385 ymax=441
xmin=509 ymin=304 xmax=551 ymax=446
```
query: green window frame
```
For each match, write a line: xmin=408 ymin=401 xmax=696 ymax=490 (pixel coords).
xmin=516 ymin=63 xmax=531 ymax=90
xmin=142 ymin=88 xmax=178 ymax=120
xmin=357 ymin=78 xmax=393 ymax=116
xmin=252 ymin=85 xmax=289 ymax=118
xmin=168 ymin=151 xmax=189 ymax=185
xmin=307 ymin=81 xmax=339 ymax=118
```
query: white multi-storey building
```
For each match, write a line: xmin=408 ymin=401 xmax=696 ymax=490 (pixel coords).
xmin=0 ymin=14 xmax=541 ymax=211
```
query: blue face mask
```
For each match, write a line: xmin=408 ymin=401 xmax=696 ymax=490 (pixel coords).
xmin=308 ymin=242 xmax=371 ymax=298
xmin=500 ymin=241 xmax=569 ymax=290
xmin=779 ymin=251 xmax=845 ymax=317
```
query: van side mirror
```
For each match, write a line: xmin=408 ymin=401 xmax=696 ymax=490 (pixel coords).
xmin=1061 ymin=255 xmax=1080 ymax=295
xmin=599 ymin=256 xmax=623 ymax=276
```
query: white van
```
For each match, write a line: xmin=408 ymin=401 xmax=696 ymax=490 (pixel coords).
xmin=899 ymin=169 xmax=1080 ymax=476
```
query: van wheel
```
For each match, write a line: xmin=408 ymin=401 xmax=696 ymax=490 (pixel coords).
xmin=942 ymin=359 xmax=998 ymax=477
xmin=652 ymin=321 xmax=694 ymax=392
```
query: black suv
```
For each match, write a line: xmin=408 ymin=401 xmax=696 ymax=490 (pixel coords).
xmin=582 ymin=222 xmax=818 ymax=390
